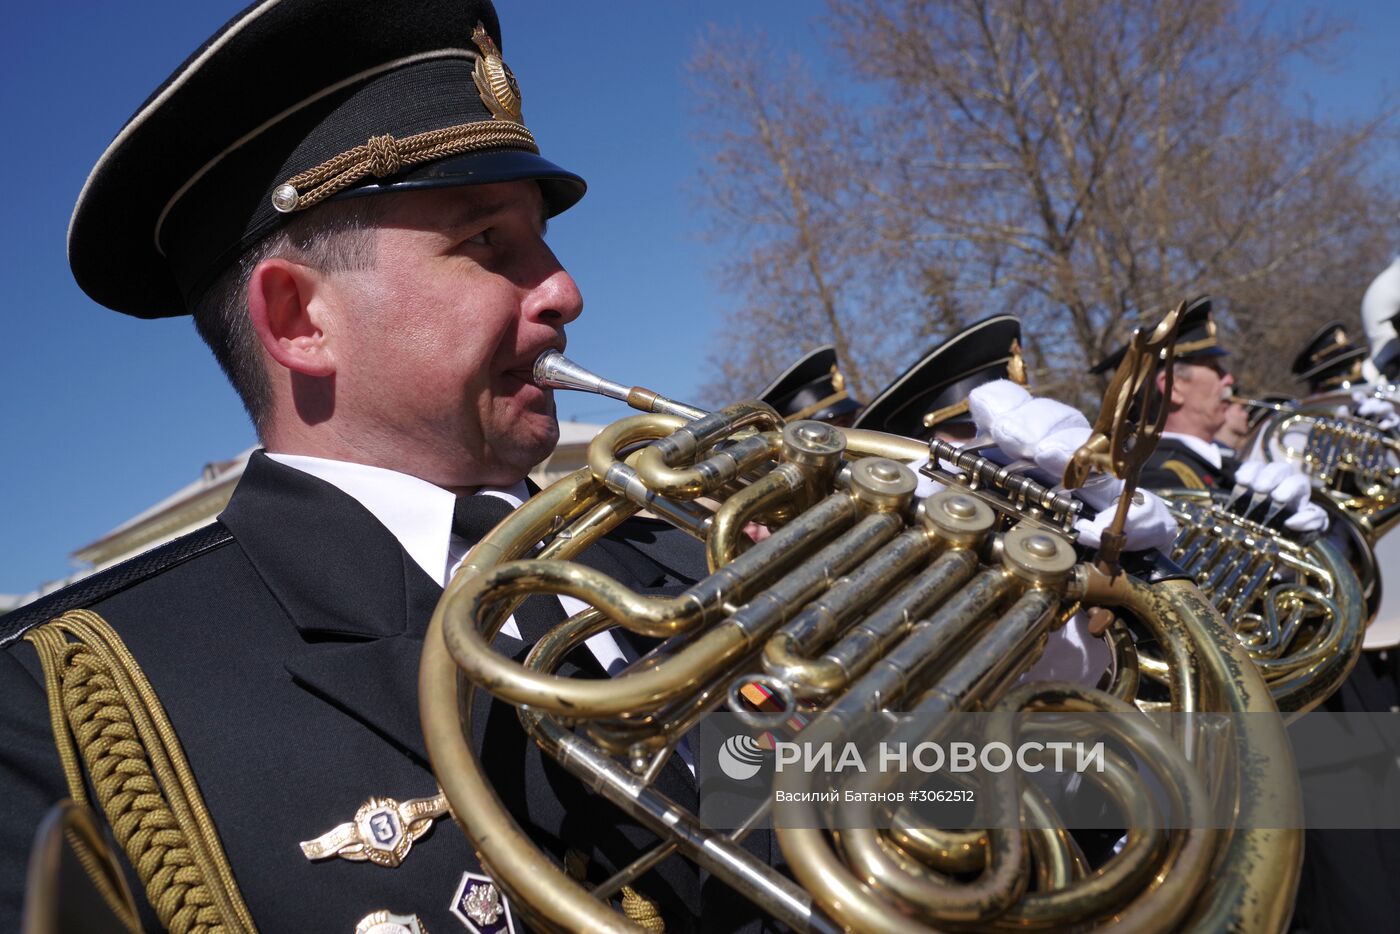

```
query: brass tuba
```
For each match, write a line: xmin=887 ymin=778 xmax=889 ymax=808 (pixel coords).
xmin=419 ymin=329 xmax=1301 ymax=931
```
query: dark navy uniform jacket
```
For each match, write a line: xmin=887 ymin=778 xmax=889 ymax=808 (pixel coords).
xmin=0 ymin=452 xmax=769 ymax=932
xmin=1138 ymin=435 xmax=1238 ymax=491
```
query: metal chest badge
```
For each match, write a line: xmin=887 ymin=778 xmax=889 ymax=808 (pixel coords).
xmin=300 ymin=792 xmax=450 ymax=868
xmin=450 ymin=872 xmax=516 ymax=934
xmin=471 ymin=22 xmax=522 ymax=123
xmin=355 ymin=910 xmax=429 ymax=934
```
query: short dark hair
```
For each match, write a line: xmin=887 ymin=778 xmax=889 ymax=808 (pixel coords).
xmin=191 ymin=198 xmax=389 ymax=435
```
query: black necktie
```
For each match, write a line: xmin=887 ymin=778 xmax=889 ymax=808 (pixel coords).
xmin=451 ymin=492 xmax=516 ymax=542
xmin=450 ymin=494 xmax=564 ymax=644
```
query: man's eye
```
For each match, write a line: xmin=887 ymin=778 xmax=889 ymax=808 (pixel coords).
xmin=465 ymin=230 xmax=490 ymax=246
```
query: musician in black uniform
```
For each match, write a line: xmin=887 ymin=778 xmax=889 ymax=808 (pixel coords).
xmin=1097 ymin=308 xmax=1399 ymax=931
xmin=1290 ymin=320 xmax=1400 ymax=433
xmin=1091 ymin=300 xmax=1324 ymax=538
xmin=1293 ymin=321 xmax=1370 ymax=396
xmin=0 ymin=3 xmax=730 ymax=931
xmin=0 ymin=3 xmax=1304 ymax=930
xmin=1091 ymin=299 xmax=1240 ymax=490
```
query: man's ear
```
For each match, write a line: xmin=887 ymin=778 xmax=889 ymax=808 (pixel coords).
xmin=1161 ymin=367 xmax=1186 ymax=406
xmin=247 ymin=258 xmax=336 ymax=378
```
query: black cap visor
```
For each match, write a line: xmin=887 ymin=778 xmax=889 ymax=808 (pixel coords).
xmin=808 ymin=396 xmax=864 ymax=423
xmin=1178 ymin=346 xmax=1230 ymax=363
xmin=340 ymin=148 xmax=585 ymax=217
xmin=1295 ymin=345 xmax=1367 ymax=384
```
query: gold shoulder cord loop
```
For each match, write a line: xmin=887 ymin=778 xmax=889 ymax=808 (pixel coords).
xmin=1158 ymin=459 xmax=1207 ymax=490
xmin=25 ymin=610 xmax=257 ymax=933
xmin=619 ymin=887 xmax=664 ymax=933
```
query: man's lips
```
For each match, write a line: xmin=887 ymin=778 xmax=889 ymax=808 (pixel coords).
xmin=499 ymin=368 xmax=557 ymax=410
xmin=502 ymin=368 xmax=545 ymax=389
xmin=506 ymin=346 xmax=566 ymax=389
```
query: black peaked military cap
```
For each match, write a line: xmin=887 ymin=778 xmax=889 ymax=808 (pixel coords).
xmin=852 ymin=315 xmax=1024 ymax=438
xmin=1291 ymin=320 xmax=1366 ymax=391
xmin=68 ymin=0 xmax=585 ymax=318
xmin=1089 ymin=296 xmax=1225 ymax=375
xmin=757 ymin=346 xmax=862 ymax=422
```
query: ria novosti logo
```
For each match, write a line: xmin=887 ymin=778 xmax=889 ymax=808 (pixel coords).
xmin=717 ymin=734 xmax=767 ymax=780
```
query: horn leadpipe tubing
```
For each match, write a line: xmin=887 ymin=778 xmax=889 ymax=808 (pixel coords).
xmin=1232 ymin=396 xmax=1297 ymax=414
xmin=535 ymin=350 xmax=710 ymax=420
xmin=929 ymin=440 xmax=1082 ymax=523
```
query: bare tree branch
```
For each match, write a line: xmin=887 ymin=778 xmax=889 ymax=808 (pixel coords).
xmin=690 ymin=0 xmax=1398 ymax=409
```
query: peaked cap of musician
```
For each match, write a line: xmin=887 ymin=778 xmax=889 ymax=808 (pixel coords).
xmin=67 ymin=0 xmax=585 ymax=318
xmin=1088 ymin=296 xmax=1224 ymax=376
xmin=756 ymin=346 xmax=863 ymax=423
xmin=1291 ymin=320 xmax=1367 ymax=393
xmin=852 ymin=315 xmax=1023 ymax=438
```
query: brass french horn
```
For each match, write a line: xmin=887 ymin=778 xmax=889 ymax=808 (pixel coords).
xmin=1137 ymin=388 xmax=1392 ymax=710
xmin=1149 ymin=488 xmax=1365 ymax=713
xmin=419 ymin=307 xmax=1301 ymax=931
xmin=1234 ymin=392 xmax=1400 ymax=542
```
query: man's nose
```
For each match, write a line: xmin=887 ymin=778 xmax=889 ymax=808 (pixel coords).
xmin=524 ymin=264 xmax=584 ymax=328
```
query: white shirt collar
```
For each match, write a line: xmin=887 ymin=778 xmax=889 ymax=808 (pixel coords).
xmin=1161 ymin=431 xmax=1223 ymax=470
xmin=265 ymin=452 xmax=527 ymax=587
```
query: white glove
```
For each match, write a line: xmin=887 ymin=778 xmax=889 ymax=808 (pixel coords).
xmin=1354 ymin=392 xmax=1400 ymax=429
xmin=1234 ymin=460 xmax=1295 ymax=496
xmin=966 ymin=382 xmax=1180 ymax=552
xmin=973 ymin=390 xmax=1091 ymax=462
xmin=1073 ymin=485 xmax=1180 ymax=553
xmin=967 ymin=380 xmax=1032 ymax=431
xmin=1283 ymin=501 xmax=1329 ymax=533
xmin=1034 ymin=425 xmax=1095 ymax=477
xmin=1234 ymin=459 xmax=1328 ymax=533
xmin=1269 ymin=472 xmax=1312 ymax=513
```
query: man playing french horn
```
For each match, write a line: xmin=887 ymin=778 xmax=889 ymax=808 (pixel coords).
xmin=0 ymin=1 xmax=1207 ymax=931
xmin=2 ymin=0 xmax=1366 ymax=929
xmin=1086 ymin=300 xmax=1326 ymax=536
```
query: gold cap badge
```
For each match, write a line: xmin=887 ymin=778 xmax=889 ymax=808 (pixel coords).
xmin=472 ymin=22 xmax=523 ymax=123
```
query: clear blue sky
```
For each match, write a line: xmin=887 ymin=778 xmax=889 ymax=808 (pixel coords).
xmin=2 ymin=1 xmax=1395 ymax=596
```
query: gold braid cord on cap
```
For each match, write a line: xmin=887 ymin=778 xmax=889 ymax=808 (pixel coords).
xmin=25 ymin=610 xmax=256 ymax=934
xmin=270 ymin=120 xmax=539 ymax=213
